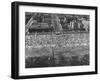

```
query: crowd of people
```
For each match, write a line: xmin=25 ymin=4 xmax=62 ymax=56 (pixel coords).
xmin=25 ymin=33 xmax=89 ymax=49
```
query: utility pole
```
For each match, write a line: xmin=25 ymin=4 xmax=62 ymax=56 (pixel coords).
xmin=51 ymin=32 xmax=55 ymax=66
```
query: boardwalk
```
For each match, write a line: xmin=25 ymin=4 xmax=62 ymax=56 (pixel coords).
xmin=25 ymin=33 xmax=89 ymax=68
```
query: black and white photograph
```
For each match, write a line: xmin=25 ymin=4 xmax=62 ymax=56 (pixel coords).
xmin=25 ymin=12 xmax=90 ymax=68
xmin=11 ymin=1 xmax=97 ymax=79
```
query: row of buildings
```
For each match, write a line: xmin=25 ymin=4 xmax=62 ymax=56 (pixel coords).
xmin=25 ymin=13 xmax=89 ymax=34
